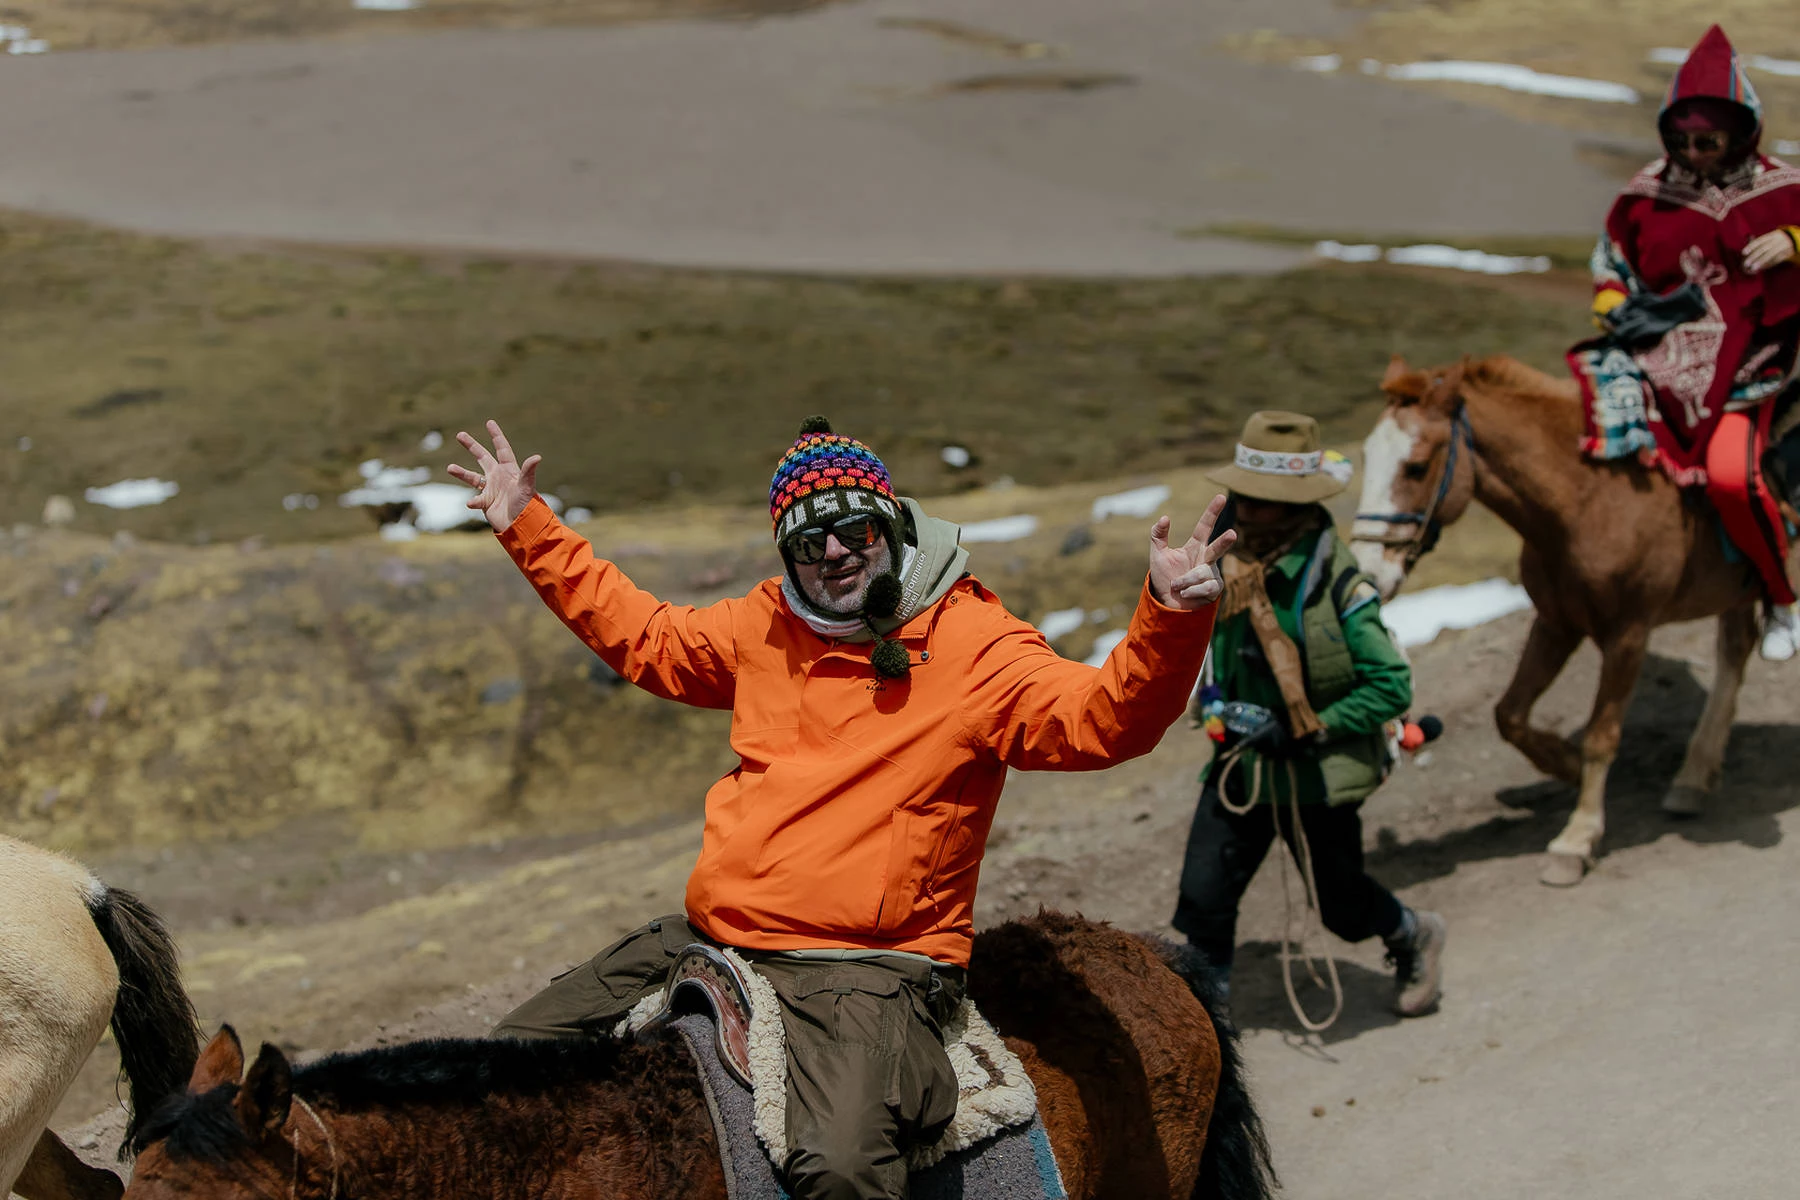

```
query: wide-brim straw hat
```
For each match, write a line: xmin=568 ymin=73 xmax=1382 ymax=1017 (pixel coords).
xmin=1205 ymin=410 xmax=1348 ymax=504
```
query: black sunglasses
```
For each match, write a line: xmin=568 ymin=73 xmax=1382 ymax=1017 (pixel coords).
xmin=1669 ymin=131 xmax=1731 ymax=154
xmin=785 ymin=514 xmax=884 ymax=564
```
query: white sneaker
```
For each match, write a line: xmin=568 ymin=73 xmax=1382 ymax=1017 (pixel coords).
xmin=1761 ymin=604 xmax=1799 ymax=663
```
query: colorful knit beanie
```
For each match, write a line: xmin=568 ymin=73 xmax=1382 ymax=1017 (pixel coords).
xmin=769 ymin=417 xmax=912 ymax=679
xmin=768 ymin=416 xmax=902 ymax=545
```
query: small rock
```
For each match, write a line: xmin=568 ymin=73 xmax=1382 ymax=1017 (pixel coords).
xmin=1311 ymin=1106 xmax=1326 ymax=1118
xmin=87 ymin=693 xmax=108 ymax=720
xmin=481 ymin=678 xmax=524 ymax=705
xmin=42 ymin=495 xmax=75 ymax=526
xmin=1059 ymin=526 xmax=1094 ymax=556
xmin=78 ymin=1135 xmax=98 ymax=1150
xmin=941 ymin=445 xmax=973 ymax=469
xmin=588 ymin=659 xmax=623 ymax=688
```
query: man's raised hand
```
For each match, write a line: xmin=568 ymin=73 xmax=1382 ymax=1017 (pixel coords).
xmin=1148 ymin=493 xmax=1236 ymax=611
xmin=448 ymin=420 xmax=542 ymax=533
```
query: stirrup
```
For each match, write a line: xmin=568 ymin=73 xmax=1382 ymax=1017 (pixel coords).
xmin=647 ymin=943 xmax=755 ymax=1087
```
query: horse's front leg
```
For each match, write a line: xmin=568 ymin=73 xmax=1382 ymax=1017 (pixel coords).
xmin=1542 ymin=627 xmax=1649 ymax=886
xmin=1662 ymin=604 xmax=1758 ymax=815
xmin=1494 ymin=615 xmax=1583 ymax=784
xmin=15 ymin=1130 xmax=122 ymax=1200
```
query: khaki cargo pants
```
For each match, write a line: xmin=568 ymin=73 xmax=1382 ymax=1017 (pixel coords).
xmin=492 ymin=916 xmax=965 ymax=1200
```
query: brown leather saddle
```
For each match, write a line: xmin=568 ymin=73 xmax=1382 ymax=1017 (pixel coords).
xmin=643 ymin=943 xmax=755 ymax=1087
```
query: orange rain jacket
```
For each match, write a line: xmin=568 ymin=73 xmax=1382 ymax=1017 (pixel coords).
xmin=499 ymin=498 xmax=1215 ymax=965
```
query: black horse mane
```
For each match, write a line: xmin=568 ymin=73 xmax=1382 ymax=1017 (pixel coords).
xmin=142 ymin=1034 xmax=675 ymax=1164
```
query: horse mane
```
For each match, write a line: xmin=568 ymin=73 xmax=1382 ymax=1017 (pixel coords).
xmin=140 ymin=1034 xmax=677 ymax=1164
xmin=1464 ymin=354 xmax=1562 ymax=393
xmin=292 ymin=1034 xmax=639 ymax=1110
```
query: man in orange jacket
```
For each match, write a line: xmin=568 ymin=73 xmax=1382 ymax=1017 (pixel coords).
xmin=450 ymin=416 xmax=1233 ymax=1200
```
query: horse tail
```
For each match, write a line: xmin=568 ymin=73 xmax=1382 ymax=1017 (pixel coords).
xmin=86 ymin=883 xmax=202 ymax=1156
xmin=1145 ymin=936 xmax=1278 ymax=1200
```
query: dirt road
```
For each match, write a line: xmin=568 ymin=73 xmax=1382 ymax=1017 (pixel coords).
xmin=55 ymin=606 xmax=1800 ymax=1197
xmin=0 ymin=0 xmax=1622 ymax=275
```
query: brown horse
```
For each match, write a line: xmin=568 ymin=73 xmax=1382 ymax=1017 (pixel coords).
xmin=122 ymin=913 xmax=1275 ymax=1200
xmin=1 ymin=835 xmax=202 ymax=1200
xmin=1351 ymin=354 xmax=1774 ymax=885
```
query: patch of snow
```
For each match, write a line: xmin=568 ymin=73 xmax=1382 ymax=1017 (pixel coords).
xmin=960 ymin=514 xmax=1039 ymax=543
xmin=1648 ymin=48 xmax=1687 ymax=66
xmin=353 ymin=0 xmax=420 ymax=9
xmin=84 ymin=478 xmax=179 ymax=509
xmin=379 ymin=522 xmax=421 ymax=542
xmin=7 ymin=37 xmax=47 ymax=54
xmin=1775 ymin=140 xmax=1800 ymax=157
xmin=1386 ymin=243 xmax=1552 ymax=274
xmin=1316 ymin=240 xmax=1550 ymax=275
xmin=1359 ymin=58 xmax=1381 ymax=75
xmin=540 ymin=493 xmax=565 ymax=515
xmin=341 ymin=480 xmax=480 ymax=532
xmin=564 ymin=506 xmax=594 ymax=524
xmin=419 ymin=430 xmax=444 ymax=452
xmin=1384 ymin=61 xmax=1638 ymax=104
xmin=407 ymin=483 xmax=484 ymax=532
xmin=1037 ymin=607 xmax=1087 ymax=641
xmin=358 ymin=460 xmax=432 ymax=489
xmin=1083 ymin=629 xmax=1126 ymax=667
xmin=1294 ymin=54 xmax=1341 ymax=73
xmin=1380 ymin=578 xmax=1531 ymax=648
xmin=1315 ymin=240 xmax=1383 ymax=264
xmin=1751 ymin=55 xmax=1800 ymax=78
xmin=1091 ymin=484 xmax=1171 ymax=522
xmin=941 ymin=445 xmax=972 ymax=469
xmin=16 ymin=436 xmax=29 ymax=451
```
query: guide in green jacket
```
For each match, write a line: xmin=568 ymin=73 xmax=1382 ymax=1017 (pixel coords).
xmin=1172 ymin=411 xmax=1447 ymax=1019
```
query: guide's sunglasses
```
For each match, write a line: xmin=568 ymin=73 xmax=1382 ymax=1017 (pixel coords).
xmin=1669 ymin=131 xmax=1731 ymax=154
xmin=785 ymin=515 xmax=884 ymax=565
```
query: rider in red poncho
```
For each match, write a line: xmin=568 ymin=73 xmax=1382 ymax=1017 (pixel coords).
xmin=1569 ymin=24 xmax=1800 ymax=660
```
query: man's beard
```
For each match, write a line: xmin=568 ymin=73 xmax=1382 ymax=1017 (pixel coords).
xmin=800 ymin=540 xmax=896 ymax=615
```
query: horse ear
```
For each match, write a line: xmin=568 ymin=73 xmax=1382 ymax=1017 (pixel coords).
xmin=1381 ymin=355 xmax=1428 ymax=403
xmin=236 ymin=1043 xmax=294 ymax=1136
xmin=189 ymin=1025 xmax=245 ymax=1093
xmin=1427 ymin=360 xmax=1469 ymax=409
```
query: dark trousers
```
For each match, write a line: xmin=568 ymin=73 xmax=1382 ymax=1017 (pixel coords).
xmin=492 ymin=915 xmax=964 ymax=1200
xmin=1172 ymin=784 xmax=1404 ymax=970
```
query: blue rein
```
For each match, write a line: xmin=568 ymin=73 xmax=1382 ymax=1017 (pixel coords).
xmin=1355 ymin=404 xmax=1474 ymax=565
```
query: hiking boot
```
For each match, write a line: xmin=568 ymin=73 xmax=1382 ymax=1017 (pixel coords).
xmin=1386 ymin=910 xmax=1447 ymax=1018
xmin=1761 ymin=604 xmax=1799 ymax=663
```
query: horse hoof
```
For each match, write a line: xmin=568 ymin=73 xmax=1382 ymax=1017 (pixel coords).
xmin=1539 ymin=852 xmax=1588 ymax=888
xmin=1662 ymin=786 xmax=1706 ymax=818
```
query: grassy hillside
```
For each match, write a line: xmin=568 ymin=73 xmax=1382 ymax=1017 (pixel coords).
xmin=0 ymin=210 xmax=1588 ymax=547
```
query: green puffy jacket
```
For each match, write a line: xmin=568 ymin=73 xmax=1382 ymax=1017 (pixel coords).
xmin=1207 ymin=527 xmax=1411 ymax=805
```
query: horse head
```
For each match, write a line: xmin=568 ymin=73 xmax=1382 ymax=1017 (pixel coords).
xmin=125 ymin=1026 xmax=312 ymax=1200
xmin=1351 ymin=354 xmax=1478 ymax=599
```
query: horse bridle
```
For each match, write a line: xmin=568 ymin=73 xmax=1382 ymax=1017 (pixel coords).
xmin=1353 ymin=399 xmax=1474 ymax=570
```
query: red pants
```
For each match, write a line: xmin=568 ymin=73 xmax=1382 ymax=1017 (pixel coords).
xmin=1706 ymin=406 xmax=1796 ymax=606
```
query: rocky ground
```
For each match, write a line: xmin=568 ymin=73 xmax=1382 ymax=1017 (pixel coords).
xmin=53 ymin=598 xmax=1800 ymax=1199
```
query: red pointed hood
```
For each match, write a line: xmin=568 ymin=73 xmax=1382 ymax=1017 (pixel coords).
xmin=1660 ymin=24 xmax=1763 ymax=149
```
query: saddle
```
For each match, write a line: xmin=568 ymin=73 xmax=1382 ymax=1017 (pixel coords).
xmin=640 ymin=943 xmax=754 ymax=1086
xmin=626 ymin=945 xmax=1067 ymax=1199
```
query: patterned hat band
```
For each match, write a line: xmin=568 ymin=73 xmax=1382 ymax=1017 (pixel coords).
xmin=775 ymin=489 xmax=902 ymax=543
xmin=1234 ymin=444 xmax=1323 ymax=476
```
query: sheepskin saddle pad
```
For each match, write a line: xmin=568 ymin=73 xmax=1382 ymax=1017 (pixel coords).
xmin=628 ymin=944 xmax=1068 ymax=1200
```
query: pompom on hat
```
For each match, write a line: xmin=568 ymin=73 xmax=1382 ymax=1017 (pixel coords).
xmin=768 ymin=416 xmax=902 ymax=543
